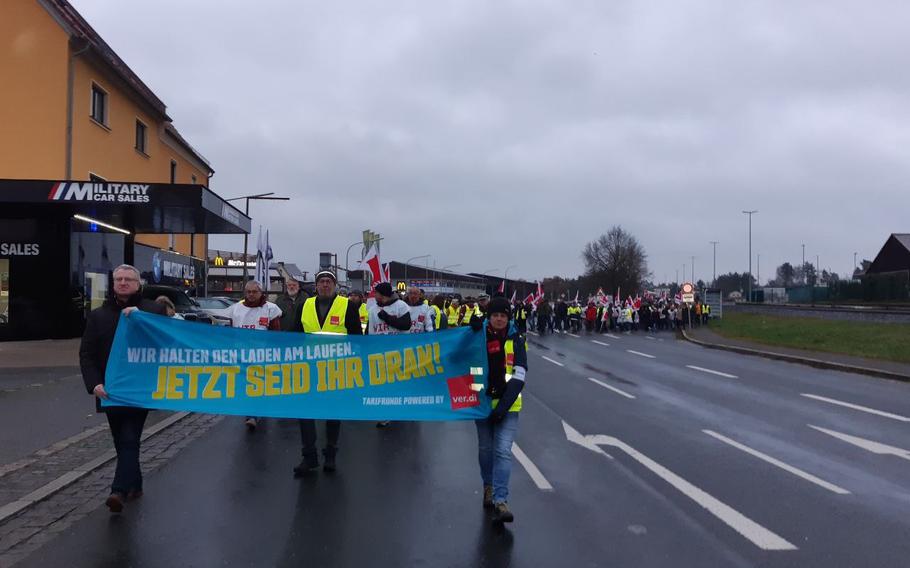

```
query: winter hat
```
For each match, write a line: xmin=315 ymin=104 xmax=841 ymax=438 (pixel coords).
xmin=315 ymin=270 xmax=337 ymax=283
xmin=487 ymin=297 xmax=512 ymax=318
xmin=374 ymin=282 xmax=394 ymax=297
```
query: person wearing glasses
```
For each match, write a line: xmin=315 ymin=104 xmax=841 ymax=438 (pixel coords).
xmin=79 ymin=264 xmax=167 ymax=514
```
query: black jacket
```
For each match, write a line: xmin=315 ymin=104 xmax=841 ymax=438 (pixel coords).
xmin=80 ymin=293 xmax=166 ymax=411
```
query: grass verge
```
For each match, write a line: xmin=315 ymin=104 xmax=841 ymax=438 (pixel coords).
xmin=710 ymin=312 xmax=910 ymax=364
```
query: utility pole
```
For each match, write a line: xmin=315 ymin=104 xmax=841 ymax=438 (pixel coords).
xmin=709 ymin=241 xmax=719 ymax=285
xmin=802 ymin=243 xmax=806 ymax=283
xmin=757 ymin=254 xmax=760 ymax=285
xmin=742 ymin=210 xmax=758 ymax=301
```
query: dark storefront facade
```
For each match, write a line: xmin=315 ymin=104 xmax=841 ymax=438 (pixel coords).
xmin=0 ymin=179 xmax=250 ymax=341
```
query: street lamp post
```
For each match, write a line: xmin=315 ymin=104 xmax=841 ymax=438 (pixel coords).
xmin=709 ymin=241 xmax=719 ymax=285
xmin=802 ymin=243 xmax=806 ymax=283
xmin=404 ymin=254 xmax=430 ymax=284
xmin=742 ymin=210 xmax=758 ymax=301
xmin=691 ymin=256 xmax=695 ymax=285
xmin=225 ymin=192 xmax=291 ymax=283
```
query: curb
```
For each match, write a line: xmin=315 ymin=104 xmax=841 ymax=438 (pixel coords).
xmin=679 ymin=329 xmax=910 ymax=383
xmin=0 ymin=411 xmax=190 ymax=524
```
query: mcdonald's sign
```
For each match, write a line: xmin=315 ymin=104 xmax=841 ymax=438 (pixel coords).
xmin=213 ymin=255 xmax=225 ymax=266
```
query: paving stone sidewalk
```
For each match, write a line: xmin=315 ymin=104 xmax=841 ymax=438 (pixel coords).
xmin=0 ymin=413 xmax=224 ymax=566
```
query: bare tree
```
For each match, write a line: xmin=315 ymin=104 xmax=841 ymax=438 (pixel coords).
xmin=581 ymin=226 xmax=649 ymax=294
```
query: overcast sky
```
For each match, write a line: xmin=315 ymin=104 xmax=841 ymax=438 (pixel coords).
xmin=75 ymin=0 xmax=910 ymax=284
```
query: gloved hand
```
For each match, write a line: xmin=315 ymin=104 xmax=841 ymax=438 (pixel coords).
xmin=469 ymin=316 xmax=483 ymax=332
xmin=488 ymin=407 xmax=507 ymax=424
xmin=377 ymin=309 xmax=390 ymax=322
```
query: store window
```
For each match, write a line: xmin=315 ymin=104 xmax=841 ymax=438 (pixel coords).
xmin=70 ymin=230 xmax=124 ymax=316
xmin=0 ymin=259 xmax=8 ymax=326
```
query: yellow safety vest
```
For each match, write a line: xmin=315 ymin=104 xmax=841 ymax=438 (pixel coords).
xmin=432 ymin=305 xmax=442 ymax=330
xmin=358 ymin=303 xmax=368 ymax=331
xmin=491 ymin=339 xmax=522 ymax=412
xmin=460 ymin=305 xmax=477 ymax=326
xmin=447 ymin=306 xmax=460 ymax=326
xmin=300 ymin=295 xmax=349 ymax=334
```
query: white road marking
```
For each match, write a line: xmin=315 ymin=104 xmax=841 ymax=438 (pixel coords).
xmin=567 ymin=333 xmax=580 ymax=338
xmin=527 ymin=331 xmax=539 ymax=336
xmin=809 ymin=425 xmax=910 ymax=462
xmin=626 ymin=350 xmax=656 ymax=359
xmin=588 ymin=377 xmax=636 ymax=399
xmin=703 ymin=430 xmax=850 ymax=495
xmin=645 ymin=336 xmax=655 ymax=340
xmin=800 ymin=394 xmax=910 ymax=423
xmin=561 ymin=421 xmax=796 ymax=551
xmin=605 ymin=334 xmax=620 ymax=339
xmin=541 ymin=355 xmax=564 ymax=367
xmin=591 ymin=340 xmax=610 ymax=347
xmin=686 ymin=365 xmax=738 ymax=379
xmin=511 ymin=443 xmax=554 ymax=490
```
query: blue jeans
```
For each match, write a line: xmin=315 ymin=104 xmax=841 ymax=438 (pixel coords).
xmin=475 ymin=412 xmax=519 ymax=504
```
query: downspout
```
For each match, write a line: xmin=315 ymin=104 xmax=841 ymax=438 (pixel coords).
xmin=65 ymin=37 xmax=90 ymax=179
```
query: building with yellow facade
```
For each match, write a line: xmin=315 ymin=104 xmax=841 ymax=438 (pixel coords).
xmin=0 ymin=0 xmax=250 ymax=340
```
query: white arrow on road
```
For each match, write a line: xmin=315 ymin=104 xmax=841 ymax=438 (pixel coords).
xmin=809 ymin=425 xmax=910 ymax=461
xmin=562 ymin=421 xmax=797 ymax=551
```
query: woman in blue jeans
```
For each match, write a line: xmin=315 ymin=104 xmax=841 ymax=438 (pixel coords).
xmin=473 ymin=296 xmax=527 ymax=524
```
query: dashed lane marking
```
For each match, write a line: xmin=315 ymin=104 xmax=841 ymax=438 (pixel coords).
xmin=541 ymin=355 xmax=564 ymax=367
xmin=567 ymin=333 xmax=580 ymax=338
xmin=686 ymin=365 xmax=738 ymax=379
xmin=591 ymin=340 xmax=610 ymax=347
xmin=512 ymin=443 xmax=554 ymax=490
xmin=588 ymin=377 xmax=635 ymax=399
xmin=703 ymin=430 xmax=850 ymax=494
xmin=605 ymin=334 xmax=620 ymax=339
xmin=808 ymin=425 xmax=910 ymax=461
xmin=527 ymin=331 xmax=539 ymax=336
xmin=801 ymin=393 xmax=910 ymax=423
xmin=626 ymin=350 xmax=656 ymax=359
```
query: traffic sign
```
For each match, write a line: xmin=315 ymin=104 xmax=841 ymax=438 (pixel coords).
xmin=681 ymin=282 xmax=695 ymax=304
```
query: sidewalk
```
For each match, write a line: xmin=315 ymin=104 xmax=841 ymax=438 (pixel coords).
xmin=683 ymin=326 xmax=910 ymax=382
xmin=0 ymin=339 xmax=80 ymax=369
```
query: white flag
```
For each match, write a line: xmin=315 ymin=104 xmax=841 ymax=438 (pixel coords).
xmin=255 ymin=226 xmax=273 ymax=287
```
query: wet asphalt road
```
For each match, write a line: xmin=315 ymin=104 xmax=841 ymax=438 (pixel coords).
xmin=16 ymin=330 xmax=910 ymax=567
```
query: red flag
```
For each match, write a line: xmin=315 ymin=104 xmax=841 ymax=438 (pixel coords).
xmin=535 ymin=281 xmax=544 ymax=301
xmin=362 ymin=245 xmax=383 ymax=284
xmin=382 ymin=263 xmax=390 ymax=283
xmin=497 ymin=280 xmax=505 ymax=294
xmin=509 ymin=289 xmax=517 ymax=303
xmin=523 ymin=292 xmax=535 ymax=305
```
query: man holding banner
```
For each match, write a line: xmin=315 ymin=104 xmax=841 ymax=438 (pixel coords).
xmin=476 ymin=296 xmax=527 ymax=525
xmin=293 ymin=270 xmax=362 ymax=476
xmin=79 ymin=264 xmax=166 ymax=513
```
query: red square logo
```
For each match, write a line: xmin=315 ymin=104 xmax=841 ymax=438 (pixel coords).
xmin=487 ymin=341 xmax=501 ymax=354
xmin=447 ymin=375 xmax=480 ymax=409
xmin=330 ymin=315 xmax=340 ymax=326
xmin=258 ymin=317 xmax=269 ymax=327
xmin=418 ymin=315 xmax=425 ymax=322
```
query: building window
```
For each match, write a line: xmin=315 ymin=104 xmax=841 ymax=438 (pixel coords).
xmin=135 ymin=120 xmax=147 ymax=154
xmin=191 ymin=175 xmax=197 ymax=184
xmin=90 ymin=83 xmax=108 ymax=125
xmin=170 ymin=160 xmax=177 ymax=183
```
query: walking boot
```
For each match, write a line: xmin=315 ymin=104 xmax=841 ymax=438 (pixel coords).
xmin=293 ymin=450 xmax=319 ymax=477
xmin=482 ymin=485 xmax=494 ymax=509
xmin=492 ymin=502 xmax=514 ymax=524
xmin=322 ymin=446 xmax=337 ymax=473
xmin=105 ymin=492 xmax=125 ymax=513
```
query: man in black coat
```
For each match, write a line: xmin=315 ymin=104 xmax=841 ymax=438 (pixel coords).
xmin=80 ymin=264 xmax=166 ymax=513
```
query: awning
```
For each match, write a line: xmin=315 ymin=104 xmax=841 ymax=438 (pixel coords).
xmin=0 ymin=179 xmax=251 ymax=234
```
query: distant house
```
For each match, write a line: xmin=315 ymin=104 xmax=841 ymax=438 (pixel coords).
xmin=865 ymin=234 xmax=910 ymax=276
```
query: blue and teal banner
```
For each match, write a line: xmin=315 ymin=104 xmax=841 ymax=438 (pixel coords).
xmin=103 ymin=312 xmax=491 ymax=420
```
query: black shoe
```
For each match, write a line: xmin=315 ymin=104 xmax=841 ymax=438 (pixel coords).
xmin=322 ymin=447 xmax=337 ymax=472
xmin=376 ymin=421 xmax=391 ymax=428
xmin=492 ymin=502 xmax=513 ymax=524
xmin=106 ymin=492 xmax=125 ymax=513
xmin=245 ymin=417 xmax=258 ymax=431
xmin=293 ymin=452 xmax=319 ymax=477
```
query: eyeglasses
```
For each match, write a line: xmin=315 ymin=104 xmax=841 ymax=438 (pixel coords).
xmin=114 ymin=277 xmax=139 ymax=282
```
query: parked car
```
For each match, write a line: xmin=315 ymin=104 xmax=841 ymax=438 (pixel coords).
xmin=194 ymin=296 xmax=235 ymax=323
xmin=140 ymin=285 xmax=221 ymax=325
